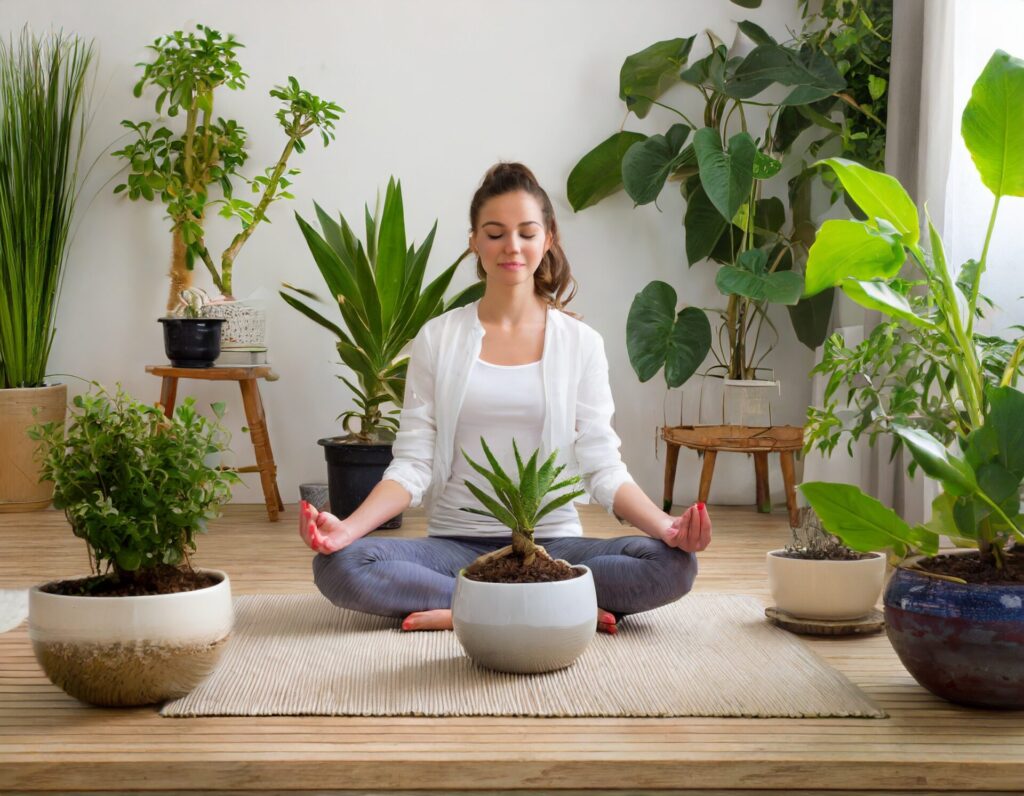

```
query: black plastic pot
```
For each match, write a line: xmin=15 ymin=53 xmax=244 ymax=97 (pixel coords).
xmin=318 ymin=437 xmax=402 ymax=530
xmin=158 ymin=317 xmax=225 ymax=368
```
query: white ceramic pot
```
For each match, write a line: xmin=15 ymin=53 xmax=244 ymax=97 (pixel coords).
xmin=766 ymin=551 xmax=886 ymax=621
xmin=28 ymin=569 xmax=233 ymax=706
xmin=451 ymin=566 xmax=597 ymax=674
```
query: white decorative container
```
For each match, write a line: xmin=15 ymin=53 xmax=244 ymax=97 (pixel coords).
xmin=200 ymin=300 xmax=266 ymax=349
xmin=28 ymin=570 xmax=233 ymax=706
xmin=451 ymin=566 xmax=597 ymax=674
xmin=766 ymin=551 xmax=886 ymax=621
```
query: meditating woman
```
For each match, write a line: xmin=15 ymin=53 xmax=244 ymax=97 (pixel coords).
xmin=299 ymin=162 xmax=712 ymax=634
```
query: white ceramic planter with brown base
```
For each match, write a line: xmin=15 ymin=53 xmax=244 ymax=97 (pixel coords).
xmin=452 ymin=566 xmax=597 ymax=674
xmin=0 ymin=383 xmax=66 ymax=512
xmin=766 ymin=551 xmax=886 ymax=621
xmin=28 ymin=570 xmax=233 ymax=706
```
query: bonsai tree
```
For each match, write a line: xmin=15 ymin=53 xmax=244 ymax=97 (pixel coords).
xmin=459 ymin=438 xmax=585 ymax=579
xmin=799 ymin=50 xmax=1024 ymax=578
xmin=0 ymin=29 xmax=94 ymax=389
xmin=113 ymin=24 xmax=342 ymax=308
xmin=568 ymin=6 xmax=891 ymax=390
xmin=280 ymin=179 xmax=482 ymax=443
xmin=30 ymin=384 xmax=239 ymax=594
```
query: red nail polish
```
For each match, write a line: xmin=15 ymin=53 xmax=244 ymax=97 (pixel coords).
xmin=696 ymin=502 xmax=705 ymax=511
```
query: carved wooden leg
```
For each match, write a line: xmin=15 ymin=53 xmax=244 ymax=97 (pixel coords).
xmin=662 ymin=441 xmax=681 ymax=512
xmin=158 ymin=376 xmax=178 ymax=418
xmin=779 ymin=450 xmax=799 ymax=527
xmin=754 ymin=452 xmax=771 ymax=514
xmin=239 ymin=378 xmax=280 ymax=522
xmin=697 ymin=450 xmax=717 ymax=504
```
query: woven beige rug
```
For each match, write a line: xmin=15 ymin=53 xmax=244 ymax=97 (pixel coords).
xmin=161 ymin=593 xmax=885 ymax=719
xmin=0 ymin=589 xmax=28 ymax=634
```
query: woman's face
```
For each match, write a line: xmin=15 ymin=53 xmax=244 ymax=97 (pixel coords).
xmin=470 ymin=190 xmax=552 ymax=288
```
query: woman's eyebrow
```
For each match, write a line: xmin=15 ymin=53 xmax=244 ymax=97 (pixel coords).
xmin=481 ymin=220 xmax=543 ymax=228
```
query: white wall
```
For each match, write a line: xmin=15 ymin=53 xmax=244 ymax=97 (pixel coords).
xmin=6 ymin=0 xmax=814 ymax=509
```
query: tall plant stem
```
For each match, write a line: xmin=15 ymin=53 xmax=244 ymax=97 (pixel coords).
xmin=218 ymin=135 xmax=297 ymax=296
xmin=966 ymin=194 xmax=1001 ymax=340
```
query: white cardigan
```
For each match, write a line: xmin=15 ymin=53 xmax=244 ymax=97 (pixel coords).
xmin=383 ymin=301 xmax=634 ymax=518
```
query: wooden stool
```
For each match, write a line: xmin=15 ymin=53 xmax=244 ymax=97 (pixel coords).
xmin=662 ymin=424 xmax=804 ymax=526
xmin=146 ymin=365 xmax=285 ymax=522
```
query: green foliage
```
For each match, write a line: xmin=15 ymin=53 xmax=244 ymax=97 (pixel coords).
xmin=795 ymin=0 xmax=891 ymax=171
xmin=112 ymin=24 xmax=343 ymax=297
xmin=0 ymin=29 xmax=94 ymax=389
xmin=30 ymin=385 xmax=239 ymax=578
xmin=281 ymin=179 xmax=482 ymax=442
xmin=460 ymin=438 xmax=585 ymax=559
xmin=801 ymin=51 xmax=1024 ymax=570
xmin=567 ymin=6 xmax=890 ymax=387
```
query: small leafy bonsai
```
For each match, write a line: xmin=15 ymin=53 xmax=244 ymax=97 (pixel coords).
xmin=113 ymin=23 xmax=342 ymax=308
xmin=30 ymin=384 xmax=239 ymax=595
xmin=799 ymin=50 xmax=1024 ymax=580
xmin=280 ymin=179 xmax=482 ymax=443
xmin=459 ymin=438 xmax=585 ymax=582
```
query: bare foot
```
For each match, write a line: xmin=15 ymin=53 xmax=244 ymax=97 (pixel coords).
xmin=401 ymin=608 xmax=619 ymax=634
xmin=402 ymin=609 xmax=453 ymax=631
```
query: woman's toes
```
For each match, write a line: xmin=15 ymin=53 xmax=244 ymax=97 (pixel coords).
xmin=401 ymin=609 xmax=453 ymax=631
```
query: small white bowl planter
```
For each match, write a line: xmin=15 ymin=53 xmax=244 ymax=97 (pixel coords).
xmin=28 ymin=569 xmax=233 ymax=706
xmin=766 ymin=551 xmax=886 ymax=621
xmin=451 ymin=565 xmax=597 ymax=674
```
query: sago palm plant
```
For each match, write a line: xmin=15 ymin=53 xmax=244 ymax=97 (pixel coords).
xmin=461 ymin=438 xmax=585 ymax=566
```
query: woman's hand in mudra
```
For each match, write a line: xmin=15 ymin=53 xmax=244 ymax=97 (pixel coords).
xmin=299 ymin=500 xmax=357 ymax=554
xmin=661 ymin=502 xmax=712 ymax=553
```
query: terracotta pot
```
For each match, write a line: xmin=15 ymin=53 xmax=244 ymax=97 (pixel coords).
xmin=28 ymin=569 xmax=233 ymax=707
xmin=0 ymin=383 xmax=67 ymax=512
xmin=766 ymin=549 xmax=886 ymax=620
xmin=452 ymin=566 xmax=597 ymax=674
xmin=884 ymin=553 xmax=1024 ymax=709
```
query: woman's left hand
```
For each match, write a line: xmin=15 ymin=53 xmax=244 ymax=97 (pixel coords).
xmin=661 ymin=502 xmax=712 ymax=553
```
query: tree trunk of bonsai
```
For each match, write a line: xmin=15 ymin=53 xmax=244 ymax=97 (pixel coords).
xmin=166 ymin=224 xmax=193 ymax=313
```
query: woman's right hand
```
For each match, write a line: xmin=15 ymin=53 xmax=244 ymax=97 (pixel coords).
xmin=299 ymin=500 xmax=356 ymax=554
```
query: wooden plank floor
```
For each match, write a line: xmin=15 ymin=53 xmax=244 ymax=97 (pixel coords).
xmin=2 ymin=503 xmax=1023 ymax=795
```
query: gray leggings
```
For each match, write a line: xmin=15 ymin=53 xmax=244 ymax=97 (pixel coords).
xmin=312 ymin=535 xmax=697 ymax=618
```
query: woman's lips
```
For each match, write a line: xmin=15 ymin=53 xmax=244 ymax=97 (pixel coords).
xmin=498 ymin=262 xmax=525 ymax=269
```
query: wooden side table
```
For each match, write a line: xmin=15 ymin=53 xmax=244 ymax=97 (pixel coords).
xmin=146 ymin=365 xmax=285 ymax=522
xmin=662 ymin=424 xmax=804 ymax=526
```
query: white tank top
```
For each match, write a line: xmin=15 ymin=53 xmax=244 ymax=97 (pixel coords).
xmin=427 ymin=357 xmax=582 ymax=538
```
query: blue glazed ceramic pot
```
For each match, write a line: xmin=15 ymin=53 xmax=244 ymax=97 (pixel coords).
xmin=884 ymin=556 xmax=1024 ymax=709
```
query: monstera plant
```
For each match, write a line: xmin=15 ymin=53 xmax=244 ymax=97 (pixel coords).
xmin=569 ymin=15 xmax=888 ymax=389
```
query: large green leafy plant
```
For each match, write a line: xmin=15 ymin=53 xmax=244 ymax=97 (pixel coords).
xmin=0 ymin=29 xmax=93 ymax=389
xmin=281 ymin=179 xmax=482 ymax=443
xmin=800 ymin=50 xmax=1024 ymax=574
xmin=30 ymin=385 xmax=239 ymax=584
xmin=569 ymin=9 xmax=889 ymax=389
xmin=461 ymin=439 xmax=585 ymax=566
xmin=113 ymin=24 xmax=342 ymax=308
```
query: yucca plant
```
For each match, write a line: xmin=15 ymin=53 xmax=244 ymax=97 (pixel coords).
xmin=281 ymin=178 xmax=482 ymax=442
xmin=461 ymin=438 xmax=585 ymax=566
xmin=0 ymin=28 xmax=93 ymax=388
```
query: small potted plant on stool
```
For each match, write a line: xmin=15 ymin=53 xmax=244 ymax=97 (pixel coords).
xmin=27 ymin=384 xmax=239 ymax=706
xmin=451 ymin=438 xmax=596 ymax=674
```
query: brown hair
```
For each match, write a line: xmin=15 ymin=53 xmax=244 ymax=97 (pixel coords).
xmin=469 ymin=162 xmax=577 ymax=310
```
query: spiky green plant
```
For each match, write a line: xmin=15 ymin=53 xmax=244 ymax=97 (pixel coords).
xmin=461 ymin=438 xmax=585 ymax=565
xmin=0 ymin=28 xmax=94 ymax=389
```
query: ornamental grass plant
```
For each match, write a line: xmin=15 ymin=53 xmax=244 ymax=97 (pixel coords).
xmin=0 ymin=28 xmax=93 ymax=389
